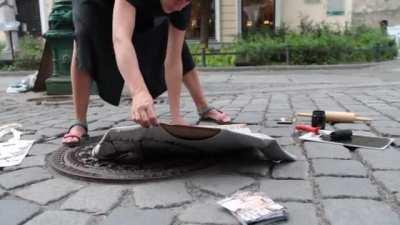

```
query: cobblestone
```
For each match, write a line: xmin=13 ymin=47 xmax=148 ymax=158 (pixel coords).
xmin=316 ymin=177 xmax=379 ymax=199
xmin=260 ymin=180 xmax=313 ymax=201
xmin=373 ymin=171 xmax=400 ymax=194
xmin=0 ymin=200 xmax=40 ymax=225
xmin=0 ymin=167 xmax=52 ymax=190
xmin=358 ymin=148 xmax=400 ymax=170
xmin=61 ymin=185 xmax=125 ymax=214
xmin=304 ymin=142 xmax=352 ymax=159
xmin=280 ymin=203 xmax=319 ymax=225
xmin=178 ymin=202 xmax=239 ymax=225
xmin=25 ymin=211 xmax=92 ymax=225
xmin=15 ymin=178 xmax=84 ymax=205
xmin=323 ymin=199 xmax=400 ymax=225
xmin=313 ymin=159 xmax=367 ymax=177
xmin=272 ymin=161 xmax=309 ymax=180
xmin=101 ymin=208 xmax=175 ymax=225
xmin=133 ymin=180 xmax=192 ymax=208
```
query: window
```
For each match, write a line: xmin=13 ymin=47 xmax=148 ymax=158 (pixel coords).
xmin=327 ymin=0 xmax=345 ymax=16
xmin=186 ymin=0 xmax=216 ymax=40
xmin=242 ymin=0 xmax=275 ymax=34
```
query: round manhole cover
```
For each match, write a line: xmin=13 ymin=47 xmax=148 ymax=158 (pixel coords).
xmin=48 ymin=137 xmax=216 ymax=182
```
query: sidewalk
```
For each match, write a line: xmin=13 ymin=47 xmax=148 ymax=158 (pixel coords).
xmin=0 ymin=60 xmax=400 ymax=225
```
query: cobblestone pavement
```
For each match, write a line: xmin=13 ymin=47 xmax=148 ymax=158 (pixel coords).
xmin=1 ymin=60 xmax=400 ymax=225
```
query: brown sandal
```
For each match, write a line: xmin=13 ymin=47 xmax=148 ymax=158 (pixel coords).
xmin=62 ymin=122 xmax=89 ymax=147
xmin=197 ymin=106 xmax=232 ymax=125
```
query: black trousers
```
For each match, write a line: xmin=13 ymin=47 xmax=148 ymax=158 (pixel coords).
xmin=72 ymin=0 xmax=195 ymax=106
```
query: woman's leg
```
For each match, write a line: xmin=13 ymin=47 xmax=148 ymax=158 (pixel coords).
xmin=63 ymin=43 xmax=92 ymax=144
xmin=183 ymin=69 xmax=231 ymax=123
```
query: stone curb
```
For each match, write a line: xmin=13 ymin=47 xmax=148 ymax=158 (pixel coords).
xmin=0 ymin=70 xmax=36 ymax=76
xmin=197 ymin=60 xmax=396 ymax=72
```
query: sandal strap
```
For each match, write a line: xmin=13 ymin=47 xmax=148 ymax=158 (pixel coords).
xmin=198 ymin=106 xmax=217 ymax=118
xmin=67 ymin=121 xmax=88 ymax=134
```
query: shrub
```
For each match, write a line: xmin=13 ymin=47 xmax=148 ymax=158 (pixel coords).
xmin=189 ymin=43 xmax=236 ymax=67
xmin=13 ymin=35 xmax=44 ymax=70
xmin=234 ymin=24 xmax=398 ymax=66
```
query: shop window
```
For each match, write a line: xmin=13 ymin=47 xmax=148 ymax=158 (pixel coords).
xmin=186 ymin=0 xmax=216 ymax=40
xmin=242 ymin=0 xmax=275 ymax=34
xmin=327 ymin=0 xmax=345 ymax=16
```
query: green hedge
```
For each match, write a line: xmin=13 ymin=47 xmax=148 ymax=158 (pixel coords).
xmin=234 ymin=25 xmax=398 ymax=65
xmin=189 ymin=43 xmax=236 ymax=67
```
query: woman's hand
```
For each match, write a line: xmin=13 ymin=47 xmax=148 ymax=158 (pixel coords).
xmin=131 ymin=91 xmax=158 ymax=128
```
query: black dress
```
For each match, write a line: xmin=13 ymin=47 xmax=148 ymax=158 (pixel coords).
xmin=71 ymin=0 xmax=195 ymax=106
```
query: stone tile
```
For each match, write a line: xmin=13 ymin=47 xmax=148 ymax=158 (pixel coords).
xmin=133 ymin=180 xmax=192 ymax=209
xmin=282 ymin=145 xmax=306 ymax=161
xmin=234 ymin=112 xmax=264 ymax=124
xmin=312 ymin=159 xmax=367 ymax=177
xmin=236 ymin=161 xmax=272 ymax=176
xmin=25 ymin=211 xmax=92 ymax=225
xmin=190 ymin=173 xmax=255 ymax=196
xmin=280 ymin=203 xmax=319 ymax=225
xmin=101 ymin=208 xmax=175 ymax=225
xmin=304 ymin=142 xmax=351 ymax=159
xmin=61 ymin=185 xmax=125 ymax=214
xmin=277 ymin=137 xmax=296 ymax=146
xmin=260 ymin=180 xmax=313 ymax=201
xmin=29 ymin=143 xmax=58 ymax=156
xmin=4 ymin=156 xmax=46 ymax=171
xmin=375 ymin=127 xmax=400 ymax=136
xmin=178 ymin=202 xmax=239 ymax=225
xmin=316 ymin=177 xmax=379 ymax=199
xmin=0 ymin=200 xmax=40 ymax=225
xmin=15 ymin=179 xmax=84 ymax=205
xmin=260 ymin=127 xmax=292 ymax=138
xmin=334 ymin=123 xmax=370 ymax=131
xmin=373 ymin=171 xmax=400 ymax=194
xmin=37 ymin=127 xmax=64 ymax=138
xmin=323 ymin=199 xmax=400 ymax=225
xmin=358 ymin=149 xmax=400 ymax=170
xmin=272 ymin=161 xmax=309 ymax=180
xmin=0 ymin=167 xmax=52 ymax=190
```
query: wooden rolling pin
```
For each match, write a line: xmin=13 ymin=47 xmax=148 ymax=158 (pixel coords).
xmin=296 ymin=111 xmax=371 ymax=123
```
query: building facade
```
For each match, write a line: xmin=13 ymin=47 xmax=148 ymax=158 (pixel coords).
xmin=187 ymin=0 xmax=400 ymax=42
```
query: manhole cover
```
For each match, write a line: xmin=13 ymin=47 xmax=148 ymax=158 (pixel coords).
xmin=48 ymin=137 xmax=216 ymax=182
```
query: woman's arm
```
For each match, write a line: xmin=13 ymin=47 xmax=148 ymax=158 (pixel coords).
xmin=164 ymin=24 xmax=186 ymax=123
xmin=112 ymin=0 xmax=157 ymax=127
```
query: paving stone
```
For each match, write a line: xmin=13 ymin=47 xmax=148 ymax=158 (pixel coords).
xmin=133 ymin=180 xmax=192 ymax=208
xmin=190 ymin=173 xmax=255 ymax=196
xmin=280 ymin=203 xmax=319 ymax=225
xmin=15 ymin=179 xmax=84 ymax=205
xmin=61 ymin=185 xmax=125 ymax=214
xmin=282 ymin=145 xmax=306 ymax=161
xmin=260 ymin=180 xmax=313 ymax=201
xmin=277 ymin=137 xmax=296 ymax=146
xmin=101 ymin=208 xmax=175 ymax=225
xmin=323 ymin=199 xmax=400 ymax=225
xmin=358 ymin=149 xmax=400 ymax=170
xmin=272 ymin=161 xmax=309 ymax=180
xmin=304 ymin=142 xmax=351 ymax=159
xmin=4 ymin=156 xmax=46 ymax=171
xmin=260 ymin=127 xmax=292 ymax=137
xmin=25 ymin=211 xmax=92 ymax=225
xmin=373 ymin=171 xmax=400 ymax=194
xmin=0 ymin=167 xmax=52 ymax=190
xmin=236 ymin=161 xmax=272 ymax=176
xmin=29 ymin=143 xmax=58 ymax=156
xmin=234 ymin=112 xmax=264 ymax=124
xmin=37 ymin=127 xmax=64 ymax=138
xmin=178 ymin=202 xmax=239 ymax=225
xmin=334 ymin=123 xmax=370 ymax=131
xmin=0 ymin=200 xmax=40 ymax=225
xmin=375 ymin=127 xmax=400 ymax=136
xmin=316 ymin=177 xmax=379 ymax=199
xmin=313 ymin=159 xmax=367 ymax=177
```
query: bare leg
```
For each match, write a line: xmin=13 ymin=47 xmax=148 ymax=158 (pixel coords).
xmin=183 ymin=69 xmax=231 ymax=123
xmin=63 ymin=42 xmax=92 ymax=144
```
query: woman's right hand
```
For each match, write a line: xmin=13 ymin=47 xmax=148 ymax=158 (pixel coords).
xmin=131 ymin=91 xmax=158 ymax=128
